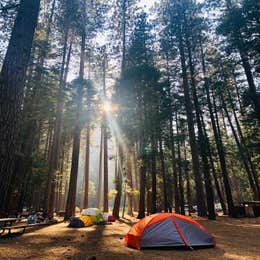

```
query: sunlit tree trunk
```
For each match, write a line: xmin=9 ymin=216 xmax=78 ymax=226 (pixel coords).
xmin=137 ymin=154 xmax=146 ymax=219
xmin=126 ymin=151 xmax=133 ymax=216
xmin=102 ymin=50 xmax=109 ymax=212
xmin=45 ymin=27 xmax=70 ymax=217
xmin=113 ymin=144 xmax=122 ymax=218
xmin=133 ymin=147 xmax=139 ymax=212
xmin=97 ymin=129 xmax=103 ymax=209
xmin=65 ymin=1 xmax=86 ymax=219
xmin=83 ymin=126 xmax=90 ymax=209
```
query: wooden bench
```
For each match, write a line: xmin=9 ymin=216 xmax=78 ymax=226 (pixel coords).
xmin=0 ymin=222 xmax=49 ymax=235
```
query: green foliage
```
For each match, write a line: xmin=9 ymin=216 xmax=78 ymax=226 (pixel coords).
xmin=108 ymin=189 xmax=118 ymax=200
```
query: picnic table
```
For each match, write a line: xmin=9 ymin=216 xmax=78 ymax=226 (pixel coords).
xmin=0 ymin=217 xmax=58 ymax=236
xmin=0 ymin=218 xmax=23 ymax=235
xmin=0 ymin=218 xmax=21 ymax=227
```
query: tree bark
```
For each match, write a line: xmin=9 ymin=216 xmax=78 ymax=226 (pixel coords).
xmin=200 ymin=42 xmax=235 ymax=217
xmin=224 ymin=0 xmax=260 ymax=122
xmin=159 ymin=134 xmax=168 ymax=212
xmin=184 ymin=144 xmax=192 ymax=216
xmin=150 ymin=132 xmax=157 ymax=214
xmin=186 ymin=37 xmax=215 ymax=219
xmin=220 ymin=92 xmax=259 ymax=200
xmin=113 ymin=144 xmax=122 ymax=218
xmin=227 ymin=89 xmax=260 ymax=199
xmin=137 ymin=142 xmax=146 ymax=219
xmin=200 ymin=113 xmax=228 ymax=215
xmin=103 ymin=124 xmax=109 ymax=212
xmin=177 ymin=28 xmax=207 ymax=216
xmin=0 ymin=0 xmax=40 ymax=214
xmin=126 ymin=151 xmax=133 ymax=216
xmin=64 ymin=1 xmax=86 ymax=219
xmin=102 ymin=50 xmax=109 ymax=212
xmin=83 ymin=126 xmax=90 ymax=209
xmin=97 ymin=128 xmax=103 ymax=209
xmin=45 ymin=26 xmax=70 ymax=217
xmin=176 ymin=117 xmax=185 ymax=215
xmin=169 ymin=113 xmax=180 ymax=214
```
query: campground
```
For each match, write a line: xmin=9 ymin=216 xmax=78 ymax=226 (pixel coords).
xmin=0 ymin=215 xmax=260 ymax=260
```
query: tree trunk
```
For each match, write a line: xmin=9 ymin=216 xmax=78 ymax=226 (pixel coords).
xmin=212 ymin=93 xmax=235 ymax=216
xmin=200 ymin=42 xmax=235 ymax=217
xmin=44 ymin=123 xmax=53 ymax=160
xmin=186 ymin=37 xmax=215 ymax=219
xmin=150 ymin=132 xmax=157 ymax=214
xmin=65 ymin=3 xmax=86 ymax=219
xmin=177 ymin=29 xmax=207 ymax=216
xmin=169 ymin=115 xmax=180 ymax=214
xmin=137 ymin=143 xmax=146 ymax=219
xmin=176 ymin=117 xmax=185 ymax=215
xmin=237 ymin=39 xmax=260 ymax=122
xmin=83 ymin=126 xmax=90 ymax=209
xmin=103 ymin=125 xmax=109 ymax=212
xmin=184 ymin=144 xmax=192 ymax=216
xmin=133 ymin=147 xmax=139 ymax=212
xmin=45 ymin=26 xmax=70 ymax=217
xmin=220 ymin=92 xmax=259 ymax=200
xmin=200 ymin=113 xmax=228 ymax=215
xmin=113 ymin=145 xmax=122 ymax=218
xmin=97 ymin=128 xmax=103 ymax=209
xmin=126 ymin=151 xmax=133 ymax=216
xmin=159 ymin=134 xmax=168 ymax=212
xmin=225 ymin=0 xmax=260 ymax=122
xmin=0 ymin=0 xmax=40 ymax=215
xmin=103 ymin=51 xmax=109 ymax=213
xmin=146 ymin=158 xmax=152 ymax=215
xmin=122 ymin=181 xmax=127 ymax=218
xmin=227 ymin=89 xmax=260 ymax=199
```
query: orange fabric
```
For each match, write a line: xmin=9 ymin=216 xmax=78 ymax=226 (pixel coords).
xmin=172 ymin=216 xmax=189 ymax=247
xmin=125 ymin=213 xmax=215 ymax=249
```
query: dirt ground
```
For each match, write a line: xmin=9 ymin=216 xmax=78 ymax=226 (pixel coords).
xmin=0 ymin=215 xmax=260 ymax=260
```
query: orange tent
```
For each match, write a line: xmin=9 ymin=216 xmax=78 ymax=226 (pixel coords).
xmin=125 ymin=213 xmax=215 ymax=249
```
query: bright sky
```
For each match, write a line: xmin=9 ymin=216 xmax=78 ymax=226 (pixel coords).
xmin=137 ymin=0 xmax=158 ymax=10
xmin=68 ymin=0 xmax=159 ymax=82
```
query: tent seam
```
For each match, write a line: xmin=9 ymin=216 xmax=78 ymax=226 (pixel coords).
xmin=172 ymin=216 xmax=190 ymax=248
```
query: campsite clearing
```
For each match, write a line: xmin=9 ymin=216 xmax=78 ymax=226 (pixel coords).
xmin=0 ymin=215 xmax=259 ymax=260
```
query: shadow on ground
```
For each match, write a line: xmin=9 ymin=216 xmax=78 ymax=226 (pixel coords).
xmin=0 ymin=216 xmax=259 ymax=259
